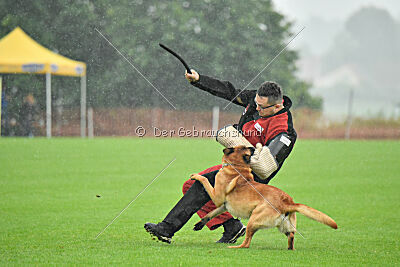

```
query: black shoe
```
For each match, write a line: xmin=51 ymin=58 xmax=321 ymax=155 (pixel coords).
xmin=144 ymin=171 xmax=220 ymax=244
xmin=216 ymin=218 xmax=246 ymax=244
xmin=144 ymin=222 xmax=174 ymax=244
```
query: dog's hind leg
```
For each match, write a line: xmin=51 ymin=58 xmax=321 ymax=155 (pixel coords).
xmin=228 ymin=218 xmax=258 ymax=248
xmin=193 ymin=205 xmax=227 ymax=231
xmin=286 ymin=232 xmax=295 ymax=250
xmin=288 ymin=213 xmax=296 ymax=250
xmin=228 ymin=208 xmax=266 ymax=248
xmin=282 ymin=213 xmax=296 ymax=250
xmin=230 ymin=205 xmax=280 ymax=249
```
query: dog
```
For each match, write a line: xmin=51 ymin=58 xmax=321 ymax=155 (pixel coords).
xmin=190 ymin=146 xmax=337 ymax=249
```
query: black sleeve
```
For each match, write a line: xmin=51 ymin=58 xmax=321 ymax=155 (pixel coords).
xmin=191 ymin=75 xmax=254 ymax=107
xmin=267 ymin=133 xmax=294 ymax=166
xmin=253 ymin=133 xmax=296 ymax=185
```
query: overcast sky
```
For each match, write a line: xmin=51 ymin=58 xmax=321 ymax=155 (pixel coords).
xmin=273 ymin=0 xmax=400 ymax=23
xmin=272 ymin=0 xmax=400 ymax=118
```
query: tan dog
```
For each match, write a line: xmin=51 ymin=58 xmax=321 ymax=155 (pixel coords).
xmin=190 ymin=146 xmax=337 ymax=249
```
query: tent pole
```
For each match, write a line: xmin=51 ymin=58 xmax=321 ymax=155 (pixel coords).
xmin=46 ymin=72 xmax=51 ymax=138
xmin=0 ymin=75 xmax=2 ymax=137
xmin=80 ymin=75 xmax=86 ymax=138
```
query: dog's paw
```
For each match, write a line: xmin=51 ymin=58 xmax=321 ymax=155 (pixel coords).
xmin=190 ymin=174 xmax=200 ymax=181
xmin=193 ymin=221 xmax=206 ymax=231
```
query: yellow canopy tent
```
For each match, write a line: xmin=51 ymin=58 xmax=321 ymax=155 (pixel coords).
xmin=0 ymin=27 xmax=87 ymax=137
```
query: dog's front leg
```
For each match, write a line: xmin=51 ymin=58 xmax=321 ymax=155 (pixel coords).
xmin=190 ymin=174 xmax=216 ymax=200
xmin=225 ymin=177 xmax=239 ymax=194
xmin=193 ymin=205 xmax=227 ymax=231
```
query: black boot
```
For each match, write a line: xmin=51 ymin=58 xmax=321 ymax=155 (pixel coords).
xmin=144 ymin=170 xmax=218 ymax=243
xmin=144 ymin=222 xmax=174 ymax=243
xmin=216 ymin=218 xmax=246 ymax=243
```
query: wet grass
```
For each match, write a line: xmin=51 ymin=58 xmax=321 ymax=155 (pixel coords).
xmin=0 ymin=138 xmax=399 ymax=265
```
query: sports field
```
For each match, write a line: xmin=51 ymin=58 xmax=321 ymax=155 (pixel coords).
xmin=1 ymin=138 xmax=399 ymax=265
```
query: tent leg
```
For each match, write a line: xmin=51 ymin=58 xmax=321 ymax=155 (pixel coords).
xmin=0 ymin=75 xmax=2 ymax=137
xmin=46 ymin=72 xmax=51 ymax=138
xmin=80 ymin=75 xmax=86 ymax=138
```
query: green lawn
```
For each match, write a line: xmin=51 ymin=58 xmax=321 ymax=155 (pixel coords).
xmin=0 ymin=138 xmax=399 ymax=265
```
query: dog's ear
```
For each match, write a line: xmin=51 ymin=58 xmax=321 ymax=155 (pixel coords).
xmin=248 ymin=147 xmax=255 ymax=156
xmin=223 ymin=147 xmax=235 ymax=156
xmin=243 ymin=154 xmax=251 ymax=164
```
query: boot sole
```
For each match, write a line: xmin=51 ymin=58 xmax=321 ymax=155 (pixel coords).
xmin=217 ymin=225 xmax=246 ymax=244
xmin=144 ymin=224 xmax=172 ymax=244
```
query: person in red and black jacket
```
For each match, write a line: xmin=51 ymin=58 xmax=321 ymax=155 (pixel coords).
xmin=145 ymin=70 xmax=297 ymax=244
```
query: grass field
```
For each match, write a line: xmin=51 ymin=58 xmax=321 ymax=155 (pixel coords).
xmin=1 ymin=138 xmax=399 ymax=265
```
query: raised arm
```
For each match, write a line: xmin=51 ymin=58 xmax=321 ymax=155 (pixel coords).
xmin=185 ymin=69 xmax=254 ymax=107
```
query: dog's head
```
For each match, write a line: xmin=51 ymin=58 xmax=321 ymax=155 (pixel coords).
xmin=223 ymin=145 xmax=255 ymax=166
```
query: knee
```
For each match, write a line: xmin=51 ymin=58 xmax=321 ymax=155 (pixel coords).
xmin=182 ymin=179 xmax=195 ymax=194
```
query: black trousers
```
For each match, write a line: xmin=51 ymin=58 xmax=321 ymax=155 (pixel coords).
xmin=163 ymin=170 xmax=219 ymax=232
xmin=162 ymin=169 xmax=270 ymax=233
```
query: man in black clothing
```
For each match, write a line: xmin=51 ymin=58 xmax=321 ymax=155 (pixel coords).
xmin=145 ymin=69 xmax=296 ymax=244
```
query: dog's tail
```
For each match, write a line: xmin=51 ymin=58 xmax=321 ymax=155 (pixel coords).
xmin=290 ymin=203 xmax=338 ymax=229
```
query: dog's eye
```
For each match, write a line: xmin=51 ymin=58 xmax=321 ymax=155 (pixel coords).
xmin=223 ymin=147 xmax=235 ymax=155
xmin=243 ymin=155 xmax=251 ymax=164
xmin=248 ymin=147 xmax=255 ymax=155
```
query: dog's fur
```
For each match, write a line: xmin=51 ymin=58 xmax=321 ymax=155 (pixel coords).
xmin=190 ymin=146 xmax=337 ymax=249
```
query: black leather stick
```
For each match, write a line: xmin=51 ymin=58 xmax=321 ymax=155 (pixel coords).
xmin=159 ymin=43 xmax=192 ymax=74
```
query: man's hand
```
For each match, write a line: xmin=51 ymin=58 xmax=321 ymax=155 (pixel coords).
xmin=185 ymin=69 xmax=199 ymax=82
xmin=250 ymin=143 xmax=263 ymax=161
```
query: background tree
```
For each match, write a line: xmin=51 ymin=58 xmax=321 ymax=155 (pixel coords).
xmin=0 ymin=0 xmax=321 ymax=135
xmin=100 ymin=0 xmax=321 ymax=110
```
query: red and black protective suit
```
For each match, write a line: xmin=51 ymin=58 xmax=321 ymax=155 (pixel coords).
xmin=162 ymin=74 xmax=297 ymax=233
xmin=180 ymin=75 xmax=297 ymax=230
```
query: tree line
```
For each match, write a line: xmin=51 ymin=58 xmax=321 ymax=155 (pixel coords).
xmin=0 ymin=0 xmax=321 ymax=135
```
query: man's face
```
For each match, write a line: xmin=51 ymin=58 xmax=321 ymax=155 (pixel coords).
xmin=255 ymin=94 xmax=279 ymax=117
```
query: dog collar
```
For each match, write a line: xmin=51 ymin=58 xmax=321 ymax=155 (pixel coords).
xmin=221 ymin=163 xmax=230 ymax=169
xmin=222 ymin=162 xmax=248 ymax=169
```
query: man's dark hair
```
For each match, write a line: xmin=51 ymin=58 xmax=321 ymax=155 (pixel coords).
xmin=257 ymin=81 xmax=283 ymax=104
